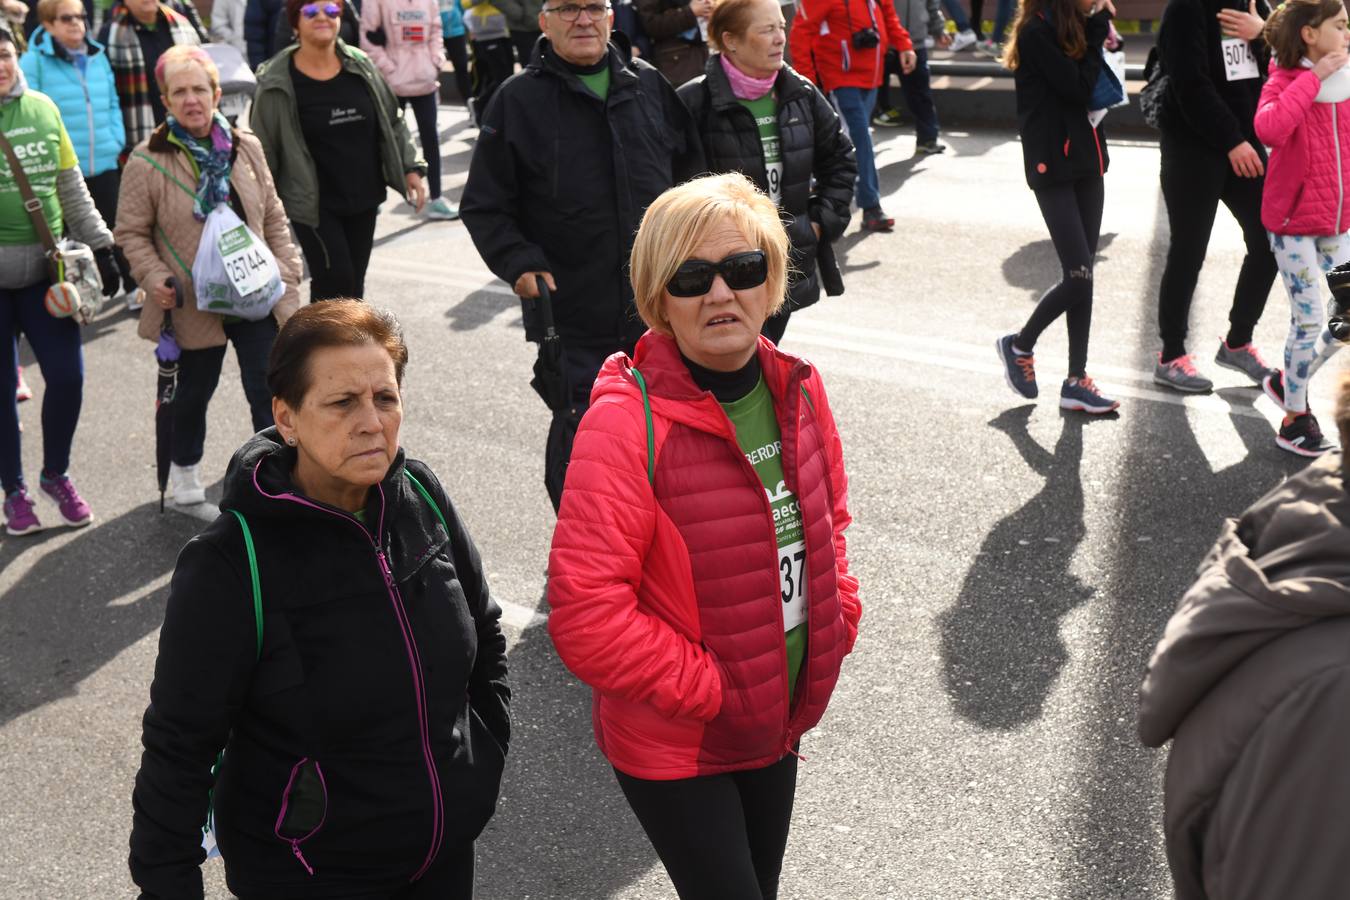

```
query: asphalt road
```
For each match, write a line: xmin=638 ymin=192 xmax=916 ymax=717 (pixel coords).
xmin=0 ymin=106 xmax=1331 ymax=899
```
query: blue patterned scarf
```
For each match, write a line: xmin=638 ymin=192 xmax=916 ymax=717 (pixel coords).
xmin=166 ymin=111 xmax=233 ymax=221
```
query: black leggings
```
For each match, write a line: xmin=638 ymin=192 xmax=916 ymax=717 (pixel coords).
xmin=1016 ymin=176 xmax=1104 ymax=379
xmin=1157 ymin=131 xmax=1275 ymax=360
xmin=444 ymin=35 xmax=471 ymax=104
xmin=399 ymin=91 xmax=442 ymax=200
xmin=614 ymin=753 xmax=799 ymax=900
xmin=293 ymin=207 xmax=379 ymax=302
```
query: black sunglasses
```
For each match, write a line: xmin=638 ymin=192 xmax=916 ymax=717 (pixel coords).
xmin=667 ymin=250 xmax=768 ymax=298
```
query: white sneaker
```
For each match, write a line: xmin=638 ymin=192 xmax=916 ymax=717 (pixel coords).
xmin=168 ymin=462 xmax=206 ymax=506
xmin=425 ymin=197 xmax=460 ymax=221
xmin=950 ymin=29 xmax=977 ymax=51
xmin=126 ymin=288 xmax=145 ymax=313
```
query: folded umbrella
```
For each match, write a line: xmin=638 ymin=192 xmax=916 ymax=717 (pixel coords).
xmin=529 ymin=276 xmax=570 ymax=412
xmin=155 ymin=278 xmax=183 ymax=513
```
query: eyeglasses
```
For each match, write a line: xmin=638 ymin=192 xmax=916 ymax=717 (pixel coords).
xmin=666 ymin=250 xmax=768 ymax=297
xmin=54 ymin=13 xmax=88 ymax=24
xmin=301 ymin=2 xmax=342 ymax=18
xmin=542 ymin=2 xmax=610 ymax=21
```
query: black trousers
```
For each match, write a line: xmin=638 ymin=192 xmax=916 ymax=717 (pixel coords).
xmin=293 ymin=207 xmax=380 ymax=302
xmin=511 ymin=28 xmax=541 ymax=67
xmin=543 ymin=339 xmax=628 ymax=512
xmin=1157 ymin=130 xmax=1276 ymax=360
xmin=1017 ymin=175 xmax=1104 ymax=378
xmin=85 ymin=169 xmax=121 ymax=228
xmin=234 ymin=841 xmax=474 ymax=899
xmin=614 ymin=753 xmax=799 ymax=900
xmin=876 ymin=47 xmax=939 ymax=143
xmin=444 ymin=35 xmax=471 ymax=103
xmin=173 ymin=317 xmax=277 ymax=467
xmin=399 ymin=91 xmax=442 ymax=200
xmin=762 ymin=308 xmax=790 ymax=344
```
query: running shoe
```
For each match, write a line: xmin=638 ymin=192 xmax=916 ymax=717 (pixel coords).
xmin=4 ymin=487 xmax=41 ymax=535
xmin=915 ymin=139 xmax=948 ymax=155
xmin=996 ymin=333 xmax=1038 ymax=399
xmin=975 ymin=39 xmax=1003 ymax=58
xmin=1153 ymin=353 xmax=1213 ymax=393
xmin=1060 ymin=376 xmax=1120 ymax=414
xmin=1214 ymin=340 xmax=1274 ymax=385
xmin=38 ymin=472 xmax=93 ymax=527
xmin=1276 ymin=412 xmax=1337 ymax=457
xmin=425 ymin=197 xmax=460 ymax=221
xmin=861 ymin=207 xmax=895 ymax=232
xmin=127 ymin=288 xmax=145 ymax=313
xmin=871 ymin=108 xmax=904 ymax=127
xmin=168 ymin=462 xmax=207 ymax=506
xmin=1262 ymin=369 xmax=1286 ymax=410
xmin=949 ymin=28 xmax=977 ymax=51
xmin=15 ymin=365 xmax=31 ymax=402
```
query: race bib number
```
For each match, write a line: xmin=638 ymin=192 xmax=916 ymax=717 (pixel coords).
xmin=766 ymin=160 xmax=783 ymax=204
xmin=779 ymin=539 xmax=807 ymax=632
xmin=217 ymin=224 xmax=272 ymax=297
xmin=1221 ymin=38 xmax=1258 ymax=81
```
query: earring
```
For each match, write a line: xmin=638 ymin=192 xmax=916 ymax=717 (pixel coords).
xmin=286 ymin=436 xmax=297 ymax=447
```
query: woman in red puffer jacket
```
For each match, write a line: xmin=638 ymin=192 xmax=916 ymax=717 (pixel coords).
xmin=548 ymin=173 xmax=861 ymax=900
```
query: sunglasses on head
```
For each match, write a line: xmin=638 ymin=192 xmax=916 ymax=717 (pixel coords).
xmin=666 ymin=250 xmax=768 ymax=298
xmin=301 ymin=2 xmax=342 ymax=18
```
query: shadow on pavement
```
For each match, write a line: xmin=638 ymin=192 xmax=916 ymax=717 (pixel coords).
xmin=477 ymin=591 xmax=659 ymax=899
xmin=0 ymin=501 xmax=197 ymax=728
xmin=1002 ymin=233 xmax=1118 ymax=302
xmin=939 ymin=406 xmax=1101 ymax=729
xmin=444 ymin=287 xmax=522 ymax=333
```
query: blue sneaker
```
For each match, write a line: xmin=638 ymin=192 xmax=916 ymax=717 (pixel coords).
xmin=996 ymin=334 xmax=1038 ymax=399
xmin=1060 ymin=376 xmax=1120 ymax=414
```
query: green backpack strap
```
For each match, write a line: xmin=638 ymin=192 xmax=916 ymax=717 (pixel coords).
xmin=405 ymin=469 xmax=451 ymax=534
xmin=800 ymin=383 xmax=814 ymax=412
xmin=629 ymin=367 xmax=656 ymax=487
xmin=225 ymin=508 xmax=264 ymax=660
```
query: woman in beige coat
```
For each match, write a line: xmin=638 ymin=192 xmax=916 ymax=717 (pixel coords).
xmin=116 ymin=45 xmax=300 ymax=507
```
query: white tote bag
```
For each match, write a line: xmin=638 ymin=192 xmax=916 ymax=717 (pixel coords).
xmin=191 ymin=204 xmax=285 ymax=320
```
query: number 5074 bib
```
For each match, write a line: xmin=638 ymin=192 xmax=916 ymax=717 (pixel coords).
xmin=1222 ymin=38 xmax=1258 ymax=81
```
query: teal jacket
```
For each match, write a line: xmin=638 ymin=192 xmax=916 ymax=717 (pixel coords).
xmin=19 ymin=27 xmax=124 ymax=177
xmin=250 ymin=41 xmax=426 ymax=229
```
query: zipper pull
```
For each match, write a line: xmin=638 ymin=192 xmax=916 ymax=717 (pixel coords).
xmin=784 ymin=742 xmax=808 ymax=762
xmin=376 ymin=550 xmax=394 ymax=587
xmin=291 ymin=839 xmax=315 ymax=876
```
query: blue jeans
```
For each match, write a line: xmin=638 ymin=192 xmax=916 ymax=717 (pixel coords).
xmin=942 ymin=0 xmax=970 ymax=31
xmin=992 ymin=0 xmax=1015 ymax=42
xmin=833 ymin=86 xmax=881 ymax=210
xmin=172 ymin=316 xmax=278 ymax=467
xmin=1 ymin=279 xmax=84 ymax=493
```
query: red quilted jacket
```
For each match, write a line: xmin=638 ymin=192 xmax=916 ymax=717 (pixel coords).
xmin=547 ymin=332 xmax=862 ymax=780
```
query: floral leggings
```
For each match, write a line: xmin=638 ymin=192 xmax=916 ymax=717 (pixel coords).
xmin=1268 ymin=232 xmax=1347 ymax=414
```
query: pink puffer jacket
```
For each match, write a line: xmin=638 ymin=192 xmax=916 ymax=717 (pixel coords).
xmin=359 ymin=0 xmax=445 ymax=98
xmin=1255 ymin=64 xmax=1350 ymax=235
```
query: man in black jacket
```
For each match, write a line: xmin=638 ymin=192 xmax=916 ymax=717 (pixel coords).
xmin=460 ymin=2 xmax=703 ymax=512
xmin=1152 ymin=0 xmax=1277 ymax=394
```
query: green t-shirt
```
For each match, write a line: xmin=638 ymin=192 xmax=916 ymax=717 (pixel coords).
xmin=721 ymin=376 xmax=808 ymax=693
xmin=0 ymin=92 xmax=80 ymax=246
xmin=578 ymin=68 xmax=611 ymax=101
xmin=737 ymin=93 xmax=781 ymax=205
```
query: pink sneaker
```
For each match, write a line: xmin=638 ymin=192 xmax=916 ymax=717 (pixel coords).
xmin=4 ymin=488 xmax=42 ymax=535
xmin=39 ymin=473 xmax=92 ymax=527
xmin=16 ymin=366 xmax=32 ymax=403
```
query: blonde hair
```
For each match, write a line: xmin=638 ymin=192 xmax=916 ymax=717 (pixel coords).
xmin=630 ymin=173 xmax=790 ymax=335
xmin=154 ymin=44 xmax=220 ymax=94
xmin=38 ymin=0 xmax=83 ymax=24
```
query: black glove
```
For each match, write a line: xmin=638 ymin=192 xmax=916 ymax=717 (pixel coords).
xmin=114 ymin=245 xmax=135 ymax=295
xmin=94 ymin=246 xmax=119 ymax=297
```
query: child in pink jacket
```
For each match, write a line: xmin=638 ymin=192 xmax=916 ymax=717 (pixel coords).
xmin=1254 ymin=0 xmax=1350 ymax=456
xmin=361 ymin=0 xmax=460 ymax=218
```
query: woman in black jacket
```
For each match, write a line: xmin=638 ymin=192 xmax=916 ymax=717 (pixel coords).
xmin=678 ymin=0 xmax=856 ymax=343
xmin=1151 ymin=0 xmax=1277 ymax=393
xmin=995 ymin=0 xmax=1119 ymax=414
xmin=129 ymin=301 xmax=509 ymax=900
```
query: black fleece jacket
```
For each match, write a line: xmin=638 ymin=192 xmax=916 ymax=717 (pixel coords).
xmin=678 ymin=58 xmax=857 ymax=312
xmin=460 ymin=39 xmax=705 ymax=349
xmin=1014 ymin=11 xmax=1112 ymax=190
xmin=1156 ymin=0 xmax=1271 ymax=155
xmin=129 ymin=430 xmax=510 ymax=899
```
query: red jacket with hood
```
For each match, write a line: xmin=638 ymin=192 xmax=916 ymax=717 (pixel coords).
xmin=547 ymin=332 xmax=861 ymax=780
xmin=790 ymin=0 xmax=912 ymax=92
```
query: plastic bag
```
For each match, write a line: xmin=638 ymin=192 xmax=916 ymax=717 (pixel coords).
xmin=191 ymin=204 xmax=284 ymax=321
xmin=46 ymin=240 xmax=105 ymax=324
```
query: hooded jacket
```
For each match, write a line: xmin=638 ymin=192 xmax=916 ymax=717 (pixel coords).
xmin=460 ymin=39 xmax=704 ymax=349
xmin=129 ymin=431 xmax=510 ymax=899
xmin=678 ymin=58 xmax=856 ymax=314
xmin=1013 ymin=11 xmax=1112 ymax=190
xmin=789 ymin=0 xmax=912 ymax=93
xmin=1138 ymin=456 xmax=1350 ymax=900
xmin=19 ymin=27 xmax=125 ymax=177
xmin=547 ymin=332 xmax=861 ymax=780
xmin=1254 ymin=63 xmax=1350 ymax=236
xmin=359 ymin=0 xmax=446 ymax=97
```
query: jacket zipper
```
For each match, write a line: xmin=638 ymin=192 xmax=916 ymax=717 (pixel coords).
xmin=1091 ymin=125 xmax=1104 ymax=176
xmin=252 ymin=467 xmax=445 ymax=881
xmin=79 ymin=68 xmax=95 ymax=173
xmin=1336 ymin=104 xmax=1344 ymax=234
